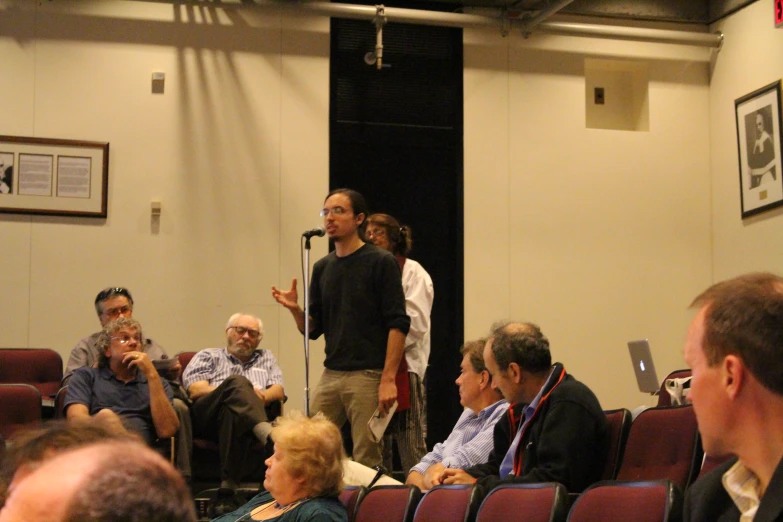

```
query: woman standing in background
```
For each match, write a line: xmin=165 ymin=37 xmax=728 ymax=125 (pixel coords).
xmin=365 ymin=213 xmax=434 ymax=476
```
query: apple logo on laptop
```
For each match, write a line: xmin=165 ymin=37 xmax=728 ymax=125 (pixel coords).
xmin=640 ymin=361 xmax=646 ymax=372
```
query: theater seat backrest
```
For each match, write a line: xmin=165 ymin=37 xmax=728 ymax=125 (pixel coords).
xmin=0 ymin=348 xmax=63 ymax=398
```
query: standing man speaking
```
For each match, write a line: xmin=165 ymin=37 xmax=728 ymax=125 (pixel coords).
xmin=273 ymin=188 xmax=410 ymax=467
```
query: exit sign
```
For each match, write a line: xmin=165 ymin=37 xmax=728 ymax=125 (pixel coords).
xmin=777 ymin=0 xmax=783 ymax=27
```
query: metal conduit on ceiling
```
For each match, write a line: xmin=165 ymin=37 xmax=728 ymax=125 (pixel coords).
xmin=130 ymin=0 xmax=724 ymax=48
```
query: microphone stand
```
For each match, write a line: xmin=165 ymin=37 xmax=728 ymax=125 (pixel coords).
xmin=303 ymin=235 xmax=313 ymax=416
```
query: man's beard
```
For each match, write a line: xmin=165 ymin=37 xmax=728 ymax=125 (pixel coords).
xmin=229 ymin=341 xmax=255 ymax=359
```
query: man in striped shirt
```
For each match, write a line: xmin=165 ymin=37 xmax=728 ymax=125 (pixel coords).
xmin=406 ymin=339 xmax=506 ymax=491
xmin=182 ymin=313 xmax=285 ymax=511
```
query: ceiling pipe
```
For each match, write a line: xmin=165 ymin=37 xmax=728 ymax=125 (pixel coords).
xmin=519 ymin=0 xmax=576 ymax=34
xmin=127 ymin=0 xmax=723 ymax=48
xmin=288 ymin=1 xmax=502 ymax=29
xmin=538 ymin=21 xmax=723 ymax=48
xmin=298 ymin=1 xmax=723 ymax=49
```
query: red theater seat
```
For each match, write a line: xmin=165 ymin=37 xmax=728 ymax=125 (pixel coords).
xmin=0 ymin=348 xmax=63 ymax=399
xmin=476 ymin=482 xmax=568 ymax=522
xmin=616 ymin=405 xmax=702 ymax=491
xmin=0 ymin=383 xmax=43 ymax=440
xmin=567 ymin=480 xmax=682 ymax=522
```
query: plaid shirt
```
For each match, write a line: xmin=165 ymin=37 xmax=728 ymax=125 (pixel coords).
xmin=182 ymin=347 xmax=284 ymax=391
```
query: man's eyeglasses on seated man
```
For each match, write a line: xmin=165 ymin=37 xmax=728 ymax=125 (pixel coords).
xmin=103 ymin=305 xmax=132 ymax=319
xmin=229 ymin=326 xmax=262 ymax=340
xmin=111 ymin=334 xmax=142 ymax=345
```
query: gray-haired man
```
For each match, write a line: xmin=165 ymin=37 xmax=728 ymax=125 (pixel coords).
xmin=182 ymin=313 xmax=285 ymax=515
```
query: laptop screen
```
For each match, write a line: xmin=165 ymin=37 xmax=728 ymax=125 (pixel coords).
xmin=628 ymin=339 xmax=660 ymax=394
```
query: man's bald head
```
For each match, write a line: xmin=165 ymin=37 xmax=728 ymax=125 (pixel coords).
xmin=488 ymin=321 xmax=551 ymax=375
xmin=0 ymin=441 xmax=195 ymax=522
xmin=496 ymin=321 xmax=536 ymax=335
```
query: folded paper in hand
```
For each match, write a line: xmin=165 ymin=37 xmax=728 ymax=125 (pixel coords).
xmin=367 ymin=400 xmax=398 ymax=443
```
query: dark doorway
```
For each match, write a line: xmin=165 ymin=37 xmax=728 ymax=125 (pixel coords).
xmin=330 ymin=11 xmax=464 ymax=454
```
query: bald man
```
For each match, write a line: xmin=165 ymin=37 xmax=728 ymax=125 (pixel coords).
xmin=0 ymin=440 xmax=195 ymax=522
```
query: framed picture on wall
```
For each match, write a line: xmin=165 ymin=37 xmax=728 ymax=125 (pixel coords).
xmin=0 ymin=135 xmax=109 ymax=218
xmin=735 ymin=81 xmax=783 ymax=218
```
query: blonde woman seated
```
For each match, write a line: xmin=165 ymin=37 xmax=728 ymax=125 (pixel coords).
xmin=212 ymin=412 xmax=347 ymax=522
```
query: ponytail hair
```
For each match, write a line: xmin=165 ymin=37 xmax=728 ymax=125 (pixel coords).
xmin=366 ymin=213 xmax=413 ymax=256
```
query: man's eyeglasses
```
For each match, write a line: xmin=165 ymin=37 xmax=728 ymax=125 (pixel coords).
xmin=111 ymin=335 xmax=142 ymax=345
xmin=103 ymin=305 xmax=132 ymax=318
xmin=95 ymin=287 xmax=134 ymax=306
xmin=229 ymin=326 xmax=262 ymax=340
xmin=320 ymin=207 xmax=349 ymax=217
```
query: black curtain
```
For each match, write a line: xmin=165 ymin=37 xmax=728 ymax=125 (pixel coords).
xmin=330 ymin=10 xmax=464 ymax=452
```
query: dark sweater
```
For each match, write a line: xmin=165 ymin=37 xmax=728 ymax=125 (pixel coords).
xmin=309 ymin=243 xmax=410 ymax=371
xmin=685 ymin=456 xmax=783 ymax=522
xmin=465 ymin=364 xmax=609 ymax=493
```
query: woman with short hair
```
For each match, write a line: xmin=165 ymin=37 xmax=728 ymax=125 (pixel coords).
xmin=212 ymin=412 xmax=347 ymax=522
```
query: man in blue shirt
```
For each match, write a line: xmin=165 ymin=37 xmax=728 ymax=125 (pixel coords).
xmin=406 ymin=339 xmax=506 ymax=491
xmin=64 ymin=317 xmax=179 ymax=445
xmin=342 ymin=339 xmax=505 ymax=489
xmin=62 ymin=286 xmax=192 ymax=482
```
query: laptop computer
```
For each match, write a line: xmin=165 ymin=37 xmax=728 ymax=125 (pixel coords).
xmin=628 ymin=339 xmax=660 ymax=394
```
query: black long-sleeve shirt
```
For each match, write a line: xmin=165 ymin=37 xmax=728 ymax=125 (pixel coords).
xmin=309 ymin=243 xmax=410 ymax=371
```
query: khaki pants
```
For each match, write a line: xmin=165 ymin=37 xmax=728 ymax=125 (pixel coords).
xmin=311 ymin=369 xmax=383 ymax=467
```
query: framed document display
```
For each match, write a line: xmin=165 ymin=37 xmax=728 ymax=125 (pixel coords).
xmin=0 ymin=135 xmax=109 ymax=218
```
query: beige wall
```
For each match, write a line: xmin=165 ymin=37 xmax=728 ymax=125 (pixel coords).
xmin=464 ymin=28 xmax=713 ymax=410
xmin=0 ymin=0 xmax=330 ymax=412
xmin=709 ymin=1 xmax=783 ymax=281
xmin=2 ymin=0 xmax=777 ymax=415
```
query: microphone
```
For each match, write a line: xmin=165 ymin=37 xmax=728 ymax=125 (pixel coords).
xmin=302 ymin=226 xmax=326 ymax=238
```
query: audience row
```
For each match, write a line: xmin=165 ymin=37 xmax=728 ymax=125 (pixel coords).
xmin=1 ymin=271 xmax=782 ymax=522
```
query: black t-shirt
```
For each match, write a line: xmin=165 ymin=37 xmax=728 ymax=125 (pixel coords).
xmin=309 ymin=243 xmax=410 ymax=371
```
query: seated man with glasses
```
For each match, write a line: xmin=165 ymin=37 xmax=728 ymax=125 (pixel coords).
xmin=63 ymin=287 xmax=178 ymax=385
xmin=182 ymin=313 xmax=285 ymax=515
xmin=63 ymin=317 xmax=180 ymax=446
xmin=62 ymin=286 xmax=191 ymax=481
